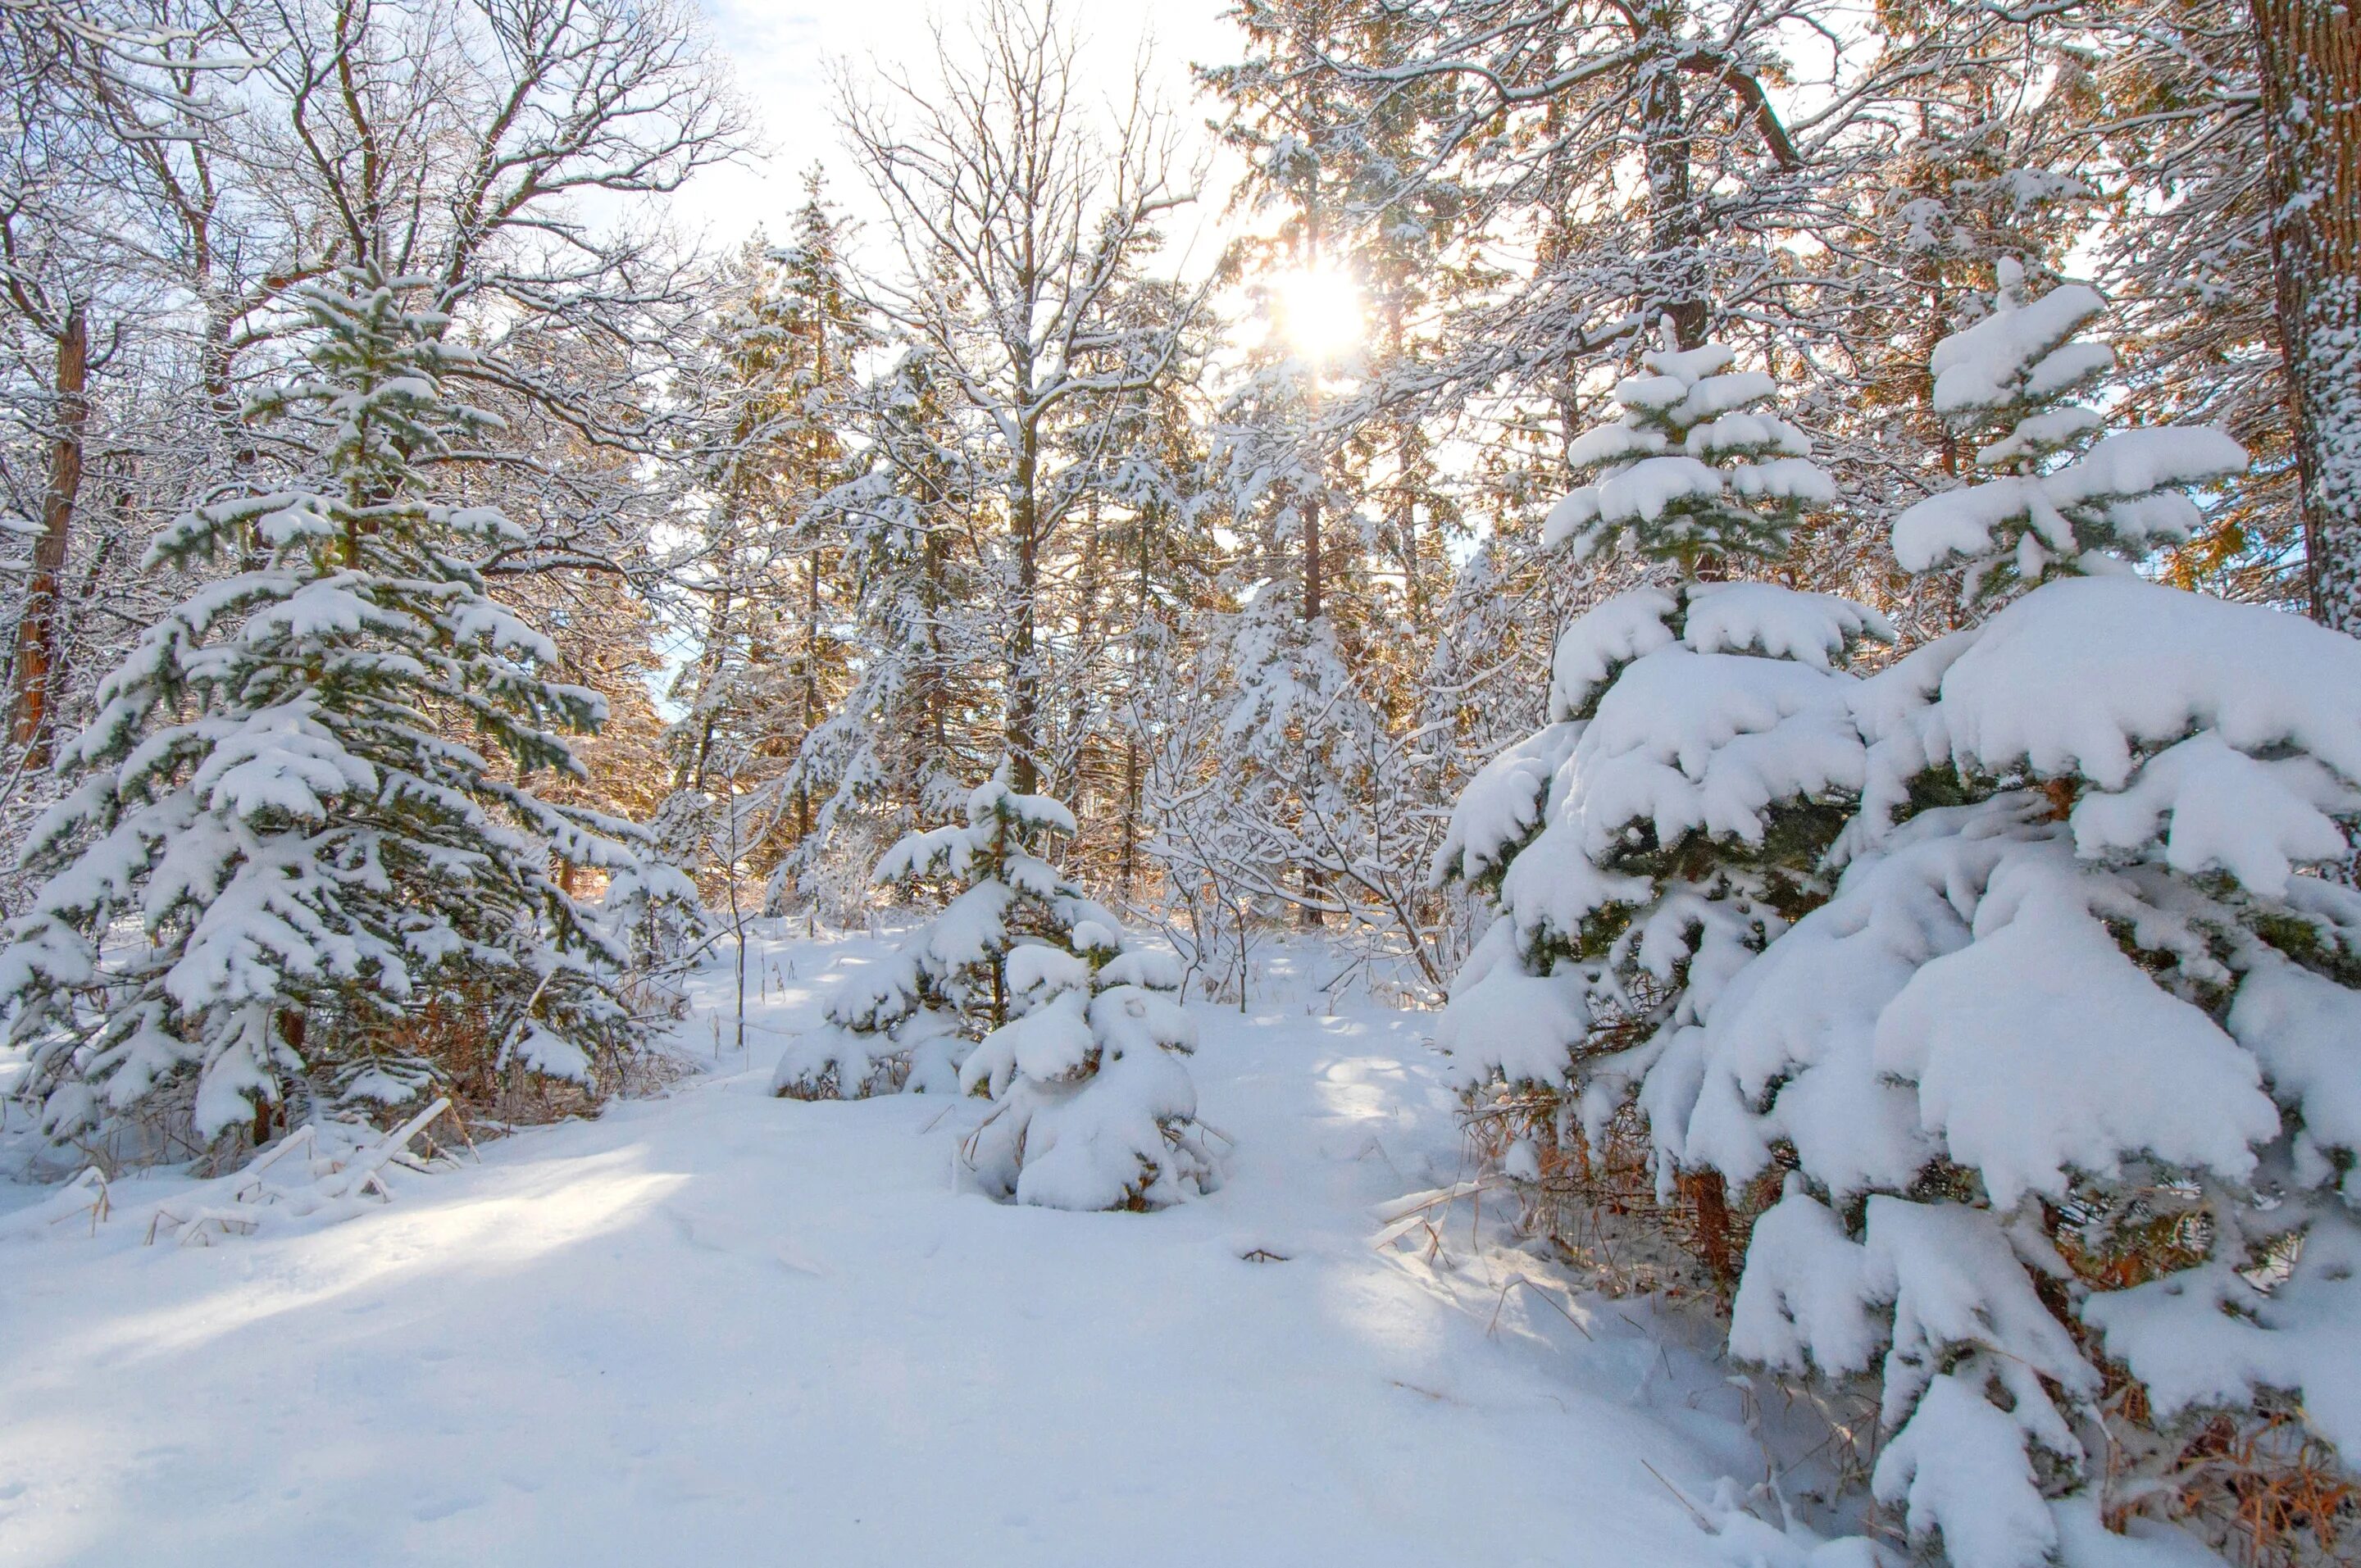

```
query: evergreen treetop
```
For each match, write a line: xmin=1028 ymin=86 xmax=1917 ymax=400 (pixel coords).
xmin=772 ymin=767 xmax=1123 ymax=1100
xmin=1894 ymin=261 xmax=2250 ymax=602
xmin=1545 ymin=331 xmax=1840 ymax=576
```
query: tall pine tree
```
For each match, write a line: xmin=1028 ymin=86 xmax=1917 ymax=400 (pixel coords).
xmin=0 ymin=266 xmax=665 ymax=1148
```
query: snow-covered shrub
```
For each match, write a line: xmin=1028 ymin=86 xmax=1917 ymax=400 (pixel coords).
xmin=600 ymin=805 xmax=710 ymax=1023
xmin=1431 ymin=335 xmax=1885 ymax=1278
xmin=771 ymin=770 xmax=1130 ymax=1098
xmin=958 ymin=937 xmax=1215 ymax=1211
xmin=1891 ymin=260 xmax=2249 ymax=606
xmin=605 ymin=789 xmax=716 ymax=1016
xmin=1153 ymin=557 xmax=1456 ymax=1001
xmin=0 ymin=267 xmax=660 ymax=1152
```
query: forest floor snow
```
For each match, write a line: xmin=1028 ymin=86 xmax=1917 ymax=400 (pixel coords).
xmin=0 ymin=927 xmax=1794 ymax=1566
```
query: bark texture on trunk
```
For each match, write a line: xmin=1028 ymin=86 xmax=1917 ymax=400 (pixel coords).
xmin=1299 ymin=493 xmax=1327 ymax=929
xmin=2250 ymin=0 xmax=2361 ymax=630
xmin=12 ymin=304 xmax=88 ymax=756
xmin=1008 ymin=429 xmax=1040 ymax=794
xmin=1683 ymin=1168 xmax=1737 ymax=1289
xmin=1640 ymin=7 xmax=1708 ymax=351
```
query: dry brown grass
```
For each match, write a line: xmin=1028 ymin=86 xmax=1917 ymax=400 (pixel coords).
xmin=1462 ymin=1084 xmax=1735 ymax=1303
xmin=2104 ymin=1408 xmax=2361 ymax=1568
xmin=1464 ymin=1089 xmax=2360 ymax=1566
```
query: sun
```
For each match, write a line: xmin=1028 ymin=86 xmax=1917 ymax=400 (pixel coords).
xmin=1269 ymin=265 xmax=1364 ymax=364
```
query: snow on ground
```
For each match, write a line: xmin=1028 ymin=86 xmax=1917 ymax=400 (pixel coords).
xmin=0 ymin=927 xmax=1778 ymax=1566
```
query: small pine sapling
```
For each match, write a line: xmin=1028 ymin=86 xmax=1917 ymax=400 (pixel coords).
xmin=958 ymin=935 xmax=1214 ymax=1211
xmin=771 ymin=769 xmax=1126 ymax=1098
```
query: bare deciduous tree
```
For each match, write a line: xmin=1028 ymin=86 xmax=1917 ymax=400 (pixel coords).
xmin=836 ymin=0 xmax=1203 ymax=793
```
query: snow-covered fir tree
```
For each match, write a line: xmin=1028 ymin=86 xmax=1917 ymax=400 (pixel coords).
xmin=1704 ymin=574 xmax=2361 ymax=1566
xmin=0 ymin=266 xmax=678 ymax=1148
xmin=1891 ymin=259 xmax=2250 ymax=605
xmin=1156 ymin=292 xmax=1464 ymax=992
xmin=958 ymin=923 xmax=1212 ymax=1212
xmin=776 ymin=767 xmax=1213 ymax=1211
xmin=1431 ymin=338 xmax=1883 ymax=1284
xmin=1172 ymin=341 xmax=1352 ymax=961
xmin=664 ymin=187 xmax=873 ymax=907
xmin=771 ymin=770 xmax=1127 ymax=1099
xmin=1469 ymin=289 xmax=2361 ymax=1566
xmin=766 ymin=348 xmax=993 ymax=920
xmin=602 ymin=790 xmax=715 ymax=1021
xmin=1651 ymin=300 xmax=2361 ymax=1568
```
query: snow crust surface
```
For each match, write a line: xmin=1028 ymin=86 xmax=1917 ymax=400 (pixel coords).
xmin=0 ymin=932 xmax=1781 ymax=1568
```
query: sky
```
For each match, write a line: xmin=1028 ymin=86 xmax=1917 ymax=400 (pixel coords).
xmin=678 ymin=0 xmax=1247 ymax=264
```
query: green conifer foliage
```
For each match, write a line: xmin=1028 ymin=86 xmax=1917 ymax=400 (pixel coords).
xmin=0 ymin=266 xmax=671 ymax=1145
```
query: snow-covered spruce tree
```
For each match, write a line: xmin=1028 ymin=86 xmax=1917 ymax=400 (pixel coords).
xmin=771 ymin=770 xmax=1121 ymax=1098
xmin=0 ymin=266 xmax=672 ymax=1148
xmin=1431 ymin=333 xmax=1878 ymax=1279
xmin=663 ymin=186 xmax=874 ymax=910
xmin=765 ymin=348 xmax=993 ymax=923
xmin=776 ymin=768 xmax=1212 ymax=1211
xmin=1891 ymin=258 xmax=2250 ymax=606
xmin=958 ymin=922 xmax=1212 ymax=1212
xmin=1660 ymin=306 xmax=2361 ymax=1566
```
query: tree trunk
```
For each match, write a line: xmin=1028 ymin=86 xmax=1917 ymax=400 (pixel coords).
xmin=685 ymin=584 xmax=732 ymax=794
xmin=1122 ymin=498 xmax=1154 ymax=902
xmin=12 ymin=304 xmax=88 ymax=757
xmin=1640 ymin=9 xmax=1708 ymax=350
xmin=1062 ymin=500 xmax=1103 ymax=811
xmin=923 ymin=523 xmax=948 ymax=765
xmin=1299 ymin=485 xmax=1327 ymax=929
xmin=2250 ymin=0 xmax=2361 ymax=630
xmin=1120 ymin=739 xmax=1140 ymax=898
xmin=799 ymin=305 xmax=829 ymax=842
xmin=798 ymin=548 xmax=820 ymax=840
xmin=1301 ymin=159 xmax=1329 ymax=629
xmin=1683 ymin=1167 xmax=1737 ymax=1289
xmin=1301 ymin=489 xmax=1323 ymax=622
xmin=255 ymin=1009 xmax=305 ymax=1148
xmin=1297 ymin=152 xmax=1333 ymax=929
xmin=1008 ymin=425 xmax=1040 ymax=793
